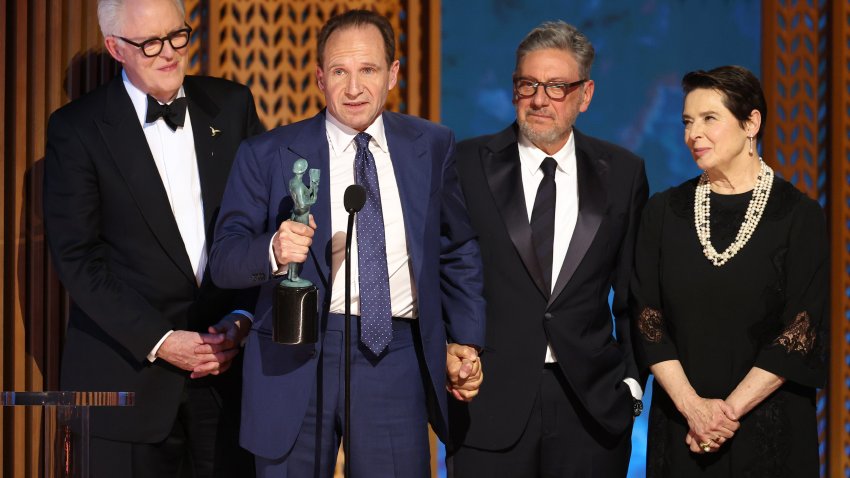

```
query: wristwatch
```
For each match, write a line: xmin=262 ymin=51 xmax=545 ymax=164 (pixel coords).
xmin=633 ymin=398 xmax=643 ymax=417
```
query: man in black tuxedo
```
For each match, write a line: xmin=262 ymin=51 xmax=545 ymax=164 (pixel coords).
xmin=448 ymin=21 xmax=648 ymax=477
xmin=42 ymin=0 xmax=262 ymax=476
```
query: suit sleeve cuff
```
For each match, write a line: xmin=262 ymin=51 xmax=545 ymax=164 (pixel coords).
xmin=147 ymin=330 xmax=175 ymax=363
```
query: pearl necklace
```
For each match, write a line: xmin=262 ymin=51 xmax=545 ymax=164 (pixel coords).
xmin=694 ymin=159 xmax=773 ymax=267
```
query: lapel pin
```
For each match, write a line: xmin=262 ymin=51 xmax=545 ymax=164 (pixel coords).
xmin=210 ymin=126 xmax=222 ymax=137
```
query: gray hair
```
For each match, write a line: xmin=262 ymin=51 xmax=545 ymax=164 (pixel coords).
xmin=97 ymin=0 xmax=186 ymax=37
xmin=515 ymin=21 xmax=595 ymax=80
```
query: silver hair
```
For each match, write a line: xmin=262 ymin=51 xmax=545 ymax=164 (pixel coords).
xmin=515 ymin=21 xmax=595 ymax=80
xmin=97 ymin=0 xmax=186 ymax=37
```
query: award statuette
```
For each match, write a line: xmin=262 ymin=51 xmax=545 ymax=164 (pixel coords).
xmin=273 ymin=159 xmax=320 ymax=344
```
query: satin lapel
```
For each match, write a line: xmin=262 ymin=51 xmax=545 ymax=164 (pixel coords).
xmin=286 ymin=112 xmax=332 ymax=289
xmin=549 ymin=140 xmax=607 ymax=305
xmin=383 ymin=112 xmax=429 ymax=284
xmin=97 ymin=78 xmax=196 ymax=284
xmin=184 ymin=78 xmax=223 ymax=231
xmin=483 ymin=127 xmax=548 ymax=297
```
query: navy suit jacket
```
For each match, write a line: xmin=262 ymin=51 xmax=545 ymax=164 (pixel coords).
xmin=209 ymin=110 xmax=486 ymax=459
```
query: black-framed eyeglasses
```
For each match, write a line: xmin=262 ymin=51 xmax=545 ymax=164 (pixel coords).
xmin=514 ymin=78 xmax=587 ymax=100
xmin=116 ymin=24 xmax=193 ymax=58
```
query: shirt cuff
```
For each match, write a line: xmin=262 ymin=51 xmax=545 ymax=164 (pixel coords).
xmin=147 ymin=330 xmax=175 ymax=363
xmin=623 ymin=378 xmax=643 ymax=401
xmin=230 ymin=310 xmax=253 ymax=346
xmin=231 ymin=309 xmax=254 ymax=322
xmin=269 ymin=233 xmax=287 ymax=276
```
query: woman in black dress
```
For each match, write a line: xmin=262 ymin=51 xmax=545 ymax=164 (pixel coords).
xmin=631 ymin=65 xmax=828 ymax=477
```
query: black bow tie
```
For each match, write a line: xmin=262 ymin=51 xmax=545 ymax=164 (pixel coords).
xmin=145 ymin=95 xmax=188 ymax=131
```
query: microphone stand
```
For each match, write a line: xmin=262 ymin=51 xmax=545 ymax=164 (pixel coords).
xmin=342 ymin=184 xmax=364 ymax=477
xmin=343 ymin=207 xmax=355 ymax=478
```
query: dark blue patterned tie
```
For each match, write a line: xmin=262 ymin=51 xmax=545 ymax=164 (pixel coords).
xmin=531 ymin=157 xmax=557 ymax=293
xmin=354 ymin=132 xmax=393 ymax=355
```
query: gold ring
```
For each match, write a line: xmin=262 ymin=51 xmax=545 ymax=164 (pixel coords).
xmin=699 ymin=442 xmax=711 ymax=452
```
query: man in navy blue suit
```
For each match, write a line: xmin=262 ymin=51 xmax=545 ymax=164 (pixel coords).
xmin=209 ymin=9 xmax=486 ymax=477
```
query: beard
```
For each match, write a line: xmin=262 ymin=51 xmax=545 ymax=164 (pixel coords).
xmin=517 ymin=112 xmax=573 ymax=150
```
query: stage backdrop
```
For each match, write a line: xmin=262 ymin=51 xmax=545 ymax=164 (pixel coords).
xmin=442 ymin=1 xmax=769 ymax=478
xmin=3 ymin=1 xmax=849 ymax=477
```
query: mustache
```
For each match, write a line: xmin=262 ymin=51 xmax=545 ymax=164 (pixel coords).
xmin=521 ymin=108 xmax=555 ymax=119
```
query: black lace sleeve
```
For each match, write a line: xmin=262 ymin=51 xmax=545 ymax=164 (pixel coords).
xmin=630 ymin=191 xmax=680 ymax=370
xmin=754 ymin=190 xmax=828 ymax=388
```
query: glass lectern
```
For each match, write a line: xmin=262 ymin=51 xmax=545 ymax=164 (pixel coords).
xmin=2 ymin=391 xmax=134 ymax=478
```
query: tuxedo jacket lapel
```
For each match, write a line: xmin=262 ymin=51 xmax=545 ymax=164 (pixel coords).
xmin=550 ymin=131 xmax=607 ymax=304
xmin=184 ymin=78 xmax=224 ymax=232
xmin=484 ymin=125 xmax=549 ymax=298
xmin=97 ymin=78 xmax=196 ymax=284
xmin=285 ymin=112 xmax=332 ymax=290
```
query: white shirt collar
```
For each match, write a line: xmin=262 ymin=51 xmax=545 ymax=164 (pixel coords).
xmin=517 ymin=129 xmax=577 ymax=177
xmin=122 ymin=70 xmax=186 ymax=127
xmin=325 ymin=111 xmax=389 ymax=156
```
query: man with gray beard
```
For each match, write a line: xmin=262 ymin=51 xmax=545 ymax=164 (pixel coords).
xmin=447 ymin=20 xmax=648 ymax=477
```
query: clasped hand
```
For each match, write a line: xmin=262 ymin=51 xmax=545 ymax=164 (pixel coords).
xmin=156 ymin=313 xmax=251 ymax=379
xmin=682 ymin=396 xmax=739 ymax=454
xmin=446 ymin=344 xmax=483 ymax=402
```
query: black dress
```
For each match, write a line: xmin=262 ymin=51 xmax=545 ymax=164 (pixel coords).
xmin=631 ymin=176 xmax=828 ymax=478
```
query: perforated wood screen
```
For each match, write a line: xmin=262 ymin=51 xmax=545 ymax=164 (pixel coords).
xmin=761 ymin=1 xmax=847 ymax=476
xmin=185 ymin=0 xmax=440 ymax=128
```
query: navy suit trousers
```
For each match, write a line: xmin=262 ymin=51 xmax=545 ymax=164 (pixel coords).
xmin=255 ymin=314 xmax=431 ymax=478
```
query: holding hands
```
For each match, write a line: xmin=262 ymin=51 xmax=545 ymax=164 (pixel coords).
xmin=446 ymin=343 xmax=483 ymax=402
xmin=156 ymin=312 xmax=251 ymax=379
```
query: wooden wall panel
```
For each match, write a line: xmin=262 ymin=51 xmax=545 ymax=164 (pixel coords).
xmin=828 ymin=2 xmax=850 ymax=476
xmin=761 ymin=0 xmax=825 ymax=199
xmin=762 ymin=0 xmax=850 ymax=476
xmin=3 ymin=2 xmax=107 ymax=476
xmin=2 ymin=1 xmax=111 ymax=476
xmin=1 ymin=1 xmax=439 ymax=476
xmin=2 ymin=0 xmax=9 ymax=471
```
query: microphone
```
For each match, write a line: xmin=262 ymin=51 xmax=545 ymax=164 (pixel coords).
xmin=342 ymin=183 xmax=365 ymax=477
xmin=344 ymin=184 xmax=367 ymax=213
